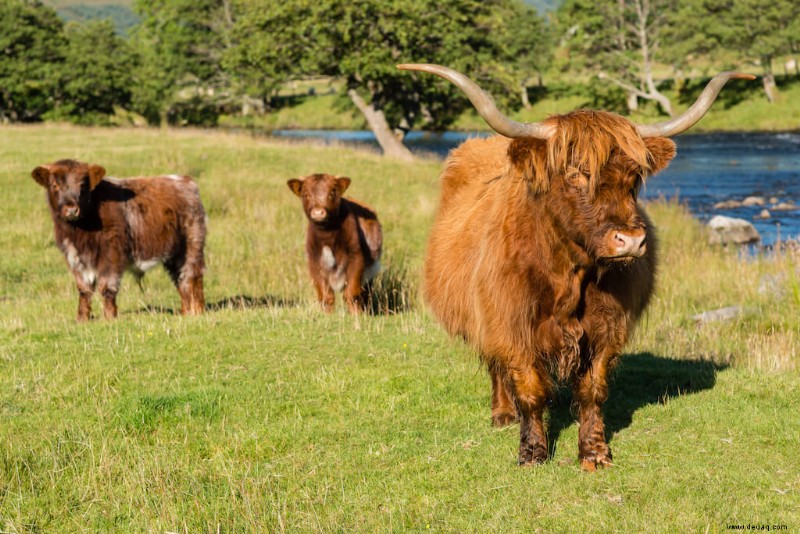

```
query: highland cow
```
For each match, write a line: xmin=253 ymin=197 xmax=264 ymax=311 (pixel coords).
xmin=398 ymin=63 xmax=753 ymax=469
xmin=32 ymin=159 xmax=206 ymax=321
xmin=288 ymin=173 xmax=382 ymax=313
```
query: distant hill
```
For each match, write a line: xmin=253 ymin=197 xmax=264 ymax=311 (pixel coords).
xmin=41 ymin=1 xmax=138 ymax=35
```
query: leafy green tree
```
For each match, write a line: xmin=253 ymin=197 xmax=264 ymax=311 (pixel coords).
xmin=130 ymin=0 xmax=233 ymax=125
xmin=48 ymin=19 xmax=135 ymax=124
xmin=558 ymin=0 xmax=678 ymax=116
xmin=495 ymin=0 xmax=554 ymax=109
xmin=667 ymin=0 xmax=800 ymax=102
xmin=229 ymin=0 xmax=528 ymax=160
xmin=0 ymin=0 xmax=65 ymax=122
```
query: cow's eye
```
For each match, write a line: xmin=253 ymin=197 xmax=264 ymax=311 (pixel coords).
xmin=329 ymin=192 xmax=336 ymax=200
xmin=52 ymin=181 xmax=59 ymax=191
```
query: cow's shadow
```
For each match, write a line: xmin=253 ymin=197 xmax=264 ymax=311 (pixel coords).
xmin=545 ymin=352 xmax=727 ymax=458
xmin=131 ymin=294 xmax=297 ymax=315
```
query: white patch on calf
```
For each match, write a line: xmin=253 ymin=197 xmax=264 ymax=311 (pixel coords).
xmin=134 ymin=258 xmax=161 ymax=273
xmin=320 ymin=246 xmax=336 ymax=270
xmin=164 ymin=174 xmax=183 ymax=181
xmin=62 ymin=238 xmax=97 ymax=287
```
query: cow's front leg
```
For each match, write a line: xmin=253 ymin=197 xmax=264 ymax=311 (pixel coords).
xmin=573 ymin=351 xmax=616 ymax=471
xmin=97 ymin=275 xmax=120 ymax=319
xmin=508 ymin=361 xmax=551 ymax=465
xmin=490 ymin=365 xmax=517 ymax=427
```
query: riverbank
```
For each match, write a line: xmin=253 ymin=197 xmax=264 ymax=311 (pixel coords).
xmin=219 ymin=75 xmax=800 ymax=134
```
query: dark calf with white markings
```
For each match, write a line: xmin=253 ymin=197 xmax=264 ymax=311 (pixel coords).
xmin=32 ymin=159 xmax=206 ymax=321
xmin=288 ymin=173 xmax=382 ymax=313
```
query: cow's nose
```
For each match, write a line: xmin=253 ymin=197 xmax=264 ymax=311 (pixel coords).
xmin=310 ymin=208 xmax=327 ymax=221
xmin=614 ymin=231 xmax=647 ymax=257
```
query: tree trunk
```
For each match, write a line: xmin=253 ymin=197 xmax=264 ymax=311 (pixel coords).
xmin=348 ymin=89 xmax=415 ymax=162
xmin=762 ymin=57 xmax=777 ymax=103
xmin=626 ymin=91 xmax=639 ymax=112
xmin=521 ymin=84 xmax=531 ymax=109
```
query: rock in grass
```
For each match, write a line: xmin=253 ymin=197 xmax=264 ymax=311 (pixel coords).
xmin=714 ymin=199 xmax=743 ymax=209
xmin=692 ymin=306 xmax=744 ymax=323
xmin=707 ymin=215 xmax=761 ymax=245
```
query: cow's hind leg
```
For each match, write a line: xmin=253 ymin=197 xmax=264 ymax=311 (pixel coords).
xmin=573 ymin=351 xmax=616 ymax=471
xmin=508 ymin=362 xmax=551 ymax=465
xmin=489 ymin=365 xmax=517 ymax=427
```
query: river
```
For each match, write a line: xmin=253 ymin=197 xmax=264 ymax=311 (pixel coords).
xmin=272 ymin=129 xmax=800 ymax=245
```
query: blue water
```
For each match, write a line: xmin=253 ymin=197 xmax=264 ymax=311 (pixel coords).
xmin=272 ymin=129 xmax=800 ymax=245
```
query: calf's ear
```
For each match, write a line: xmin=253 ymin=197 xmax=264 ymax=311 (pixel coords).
xmin=287 ymin=179 xmax=304 ymax=197
xmin=88 ymin=164 xmax=106 ymax=190
xmin=644 ymin=137 xmax=676 ymax=175
xmin=32 ymin=166 xmax=52 ymax=188
xmin=335 ymin=176 xmax=351 ymax=195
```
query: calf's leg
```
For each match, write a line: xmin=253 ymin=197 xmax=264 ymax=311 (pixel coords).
xmin=72 ymin=271 xmax=95 ymax=322
xmin=97 ymin=275 xmax=120 ymax=319
xmin=313 ymin=276 xmax=335 ymax=312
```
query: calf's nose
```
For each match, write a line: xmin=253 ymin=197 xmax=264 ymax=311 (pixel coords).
xmin=614 ymin=231 xmax=647 ymax=257
xmin=310 ymin=207 xmax=327 ymax=221
xmin=62 ymin=205 xmax=80 ymax=220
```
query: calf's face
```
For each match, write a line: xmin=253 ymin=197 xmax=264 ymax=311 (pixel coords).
xmin=32 ymin=161 xmax=106 ymax=222
xmin=287 ymin=174 xmax=351 ymax=224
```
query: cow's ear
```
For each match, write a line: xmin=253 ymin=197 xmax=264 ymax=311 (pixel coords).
xmin=508 ymin=138 xmax=549 ymax=194
xmin=88 ymin=164 xmax=106 ymax=190
xmin=287 ymin=178 xmax=304 ymax=197
xmin=32 ymin=165 xmax=52 ymax=188
xmin=335 ymin=176 xmax=351 ymax=195
xmin=644 ymin=137 xmax=676 ymax=175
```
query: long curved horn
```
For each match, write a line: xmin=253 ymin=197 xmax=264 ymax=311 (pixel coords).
xmin=636 ymin=72 xmax=756 ymax=138
xmin=397 ymin=63 xmax=554 ymax=139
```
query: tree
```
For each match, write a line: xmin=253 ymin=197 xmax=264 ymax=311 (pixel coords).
xmin=558 ymin=0 xmax=678 ymax=116
xmin=50 ymin=20 xmax=135 ymax=123
xmin=667 ymin=0 xmax=800 ymax=102
xmin=495 ymin=0 xmax=553 ymax=109
xmin=130 ymin=0 xmax=233 ymax=125
xmin=0 ymin=0 xmax=65 ymax=122
xmin=229 ymin=0 xmax=523 ymax=160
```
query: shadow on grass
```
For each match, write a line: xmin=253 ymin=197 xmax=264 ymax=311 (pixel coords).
xmin=546 ymin=352 xmax=727 ymax=458
xmin=364 ymin=263 xmax=414 ymax=316
xmin=131 ymin=294 xmax=297 ymax=315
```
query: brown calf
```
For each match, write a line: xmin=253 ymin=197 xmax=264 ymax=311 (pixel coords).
xmin=399 ymin=63 xmax=753 ymax=469
xmin=32 ymin=159 xmax=206 ymax=321
xmin=288 ymin=173 xmax=382 ymax=313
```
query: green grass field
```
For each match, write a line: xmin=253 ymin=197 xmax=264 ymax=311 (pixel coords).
xmin=1 ymin=125 xmax=798 ymax=532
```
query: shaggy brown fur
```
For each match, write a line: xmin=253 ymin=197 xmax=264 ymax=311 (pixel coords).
xmin=288 ymin=174 xmax=382 ymax=313
xmin=32 ymin=159 xmax=206 ymax=321
xmin=423 ymin=110 xmax=676 ymax=469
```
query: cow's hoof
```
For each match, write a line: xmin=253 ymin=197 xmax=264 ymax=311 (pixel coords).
xmin=518 ymin=444 xmax=548 ymax=466
xmin=579 ymin=453 xmax=613 ymax=472
xmin=491 ymin=412 xmax=517 ymax=427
